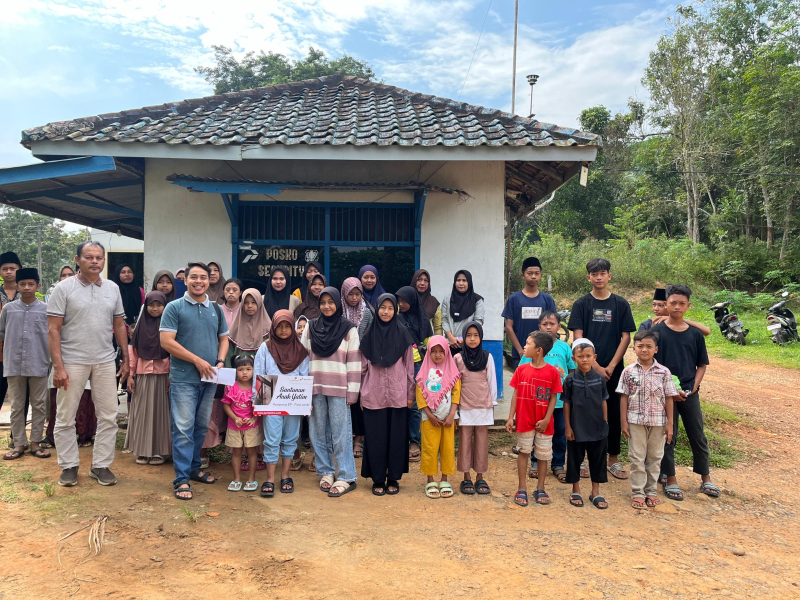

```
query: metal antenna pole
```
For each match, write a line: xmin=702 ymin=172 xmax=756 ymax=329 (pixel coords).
xmin=511 ymin=0 xmax=519 ymax=114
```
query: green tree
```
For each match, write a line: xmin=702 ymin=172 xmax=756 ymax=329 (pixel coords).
xmin=196 ymin=46 xmax=376 ymax=94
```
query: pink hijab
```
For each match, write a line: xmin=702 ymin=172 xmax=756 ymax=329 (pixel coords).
xmin=341 ymin=277 xmax=368 ymax=327
xmin=415 ymin=335 xmax=461 ymax=411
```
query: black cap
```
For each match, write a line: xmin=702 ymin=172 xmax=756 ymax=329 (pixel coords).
xmin=0 ymin=252 xmax=21 ymax=268
xmin=653 ymin=288 xmax=667 ymax=301
xmin=15 ymin=268 xmax=39 ymax=284
xmin=522 ymin=256 xmax=542 ymax=272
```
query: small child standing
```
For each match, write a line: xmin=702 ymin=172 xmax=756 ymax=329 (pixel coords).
xmin=506 ymin=331 xmax=562 ymax=507
xmin=454 ymin=322 xmax=497 ymax=496
xmin=618 ymin=330 xmax=678 ymax=509
xmin=0 ymin=268 xmax=50 ymax=461
xmin=222 ymin=355 xmax=263 ymax=492
xmin=126 ymin=291 xmax=172 ymax=465
xmin=416 ymin=336 xmax=462 ymax=499
xmin=563 ymin=339 xmax=609 ymax=509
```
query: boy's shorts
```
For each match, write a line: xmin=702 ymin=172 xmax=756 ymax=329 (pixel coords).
xmin=516 ymin=431 xmax=553 ymax=461
xmin=226 ymin=427 xmax=262 ymax=449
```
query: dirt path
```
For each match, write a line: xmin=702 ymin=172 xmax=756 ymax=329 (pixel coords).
xmin=1 ymin=355 xmax=799 ymax=600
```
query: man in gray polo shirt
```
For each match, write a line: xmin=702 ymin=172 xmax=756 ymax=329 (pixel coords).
xmin=47 ymin=241 xmax=129 ymax=487
xmin=160 ymin=262 xmax=229 ymax=501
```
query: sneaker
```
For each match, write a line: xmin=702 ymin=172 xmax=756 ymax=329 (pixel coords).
xmin=58 ymin=466 xmax=79 ymax=487
xmin=89 ymin=467 xmax=118 ymax=486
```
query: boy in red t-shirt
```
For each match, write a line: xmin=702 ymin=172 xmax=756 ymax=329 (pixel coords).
xmin=506 ymin=331 xmax=562 ymax=507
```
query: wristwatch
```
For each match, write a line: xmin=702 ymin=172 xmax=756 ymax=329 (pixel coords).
xmin=215 ymin=359 xmax=225 ymax=366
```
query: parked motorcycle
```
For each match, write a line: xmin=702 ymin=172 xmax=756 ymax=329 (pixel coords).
xmin=709 ymin=301 xmax=748 ymax=345
xmin=556 ymin=309 xmax=571 ymax=342
xmin=763 ymin=292 xmax=797 ymax=346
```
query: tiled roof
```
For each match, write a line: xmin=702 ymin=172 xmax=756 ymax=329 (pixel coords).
xmin=22 ymin=75 xmax=600 ymax=149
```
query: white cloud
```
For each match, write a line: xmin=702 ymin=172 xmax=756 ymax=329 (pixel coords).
xmin=47 ymin=45 xmax=74 ymax=52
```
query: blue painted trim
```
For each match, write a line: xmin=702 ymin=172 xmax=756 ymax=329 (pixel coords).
xmin=235 ymin=239 xmax=414 ymax=248
xmin=93 ymin=217 xmax=142 ymax=228
xmin=413 ymin=189 xmax=427 ymax=271
xmin=484 ymin=340 xmax=505 ymax=399
xmin=220 ymin=193 xmax=235 ymax=225
xmin=0 ymin=156 xmax=116 ymax=185
xmin=231 ymin=194 xmax=240 ymax=278
xmin=34 ymin=194 xmax=142 ymax=218
xmin=324 ymin=209 xmax=331 ymax=280
xmin=240 ymin=200 xmax=412 ymax=209
xmin=6 ymin=178 xmax=141 ymax=202
xmin=171 ymin=180 xmax=296 ymax=195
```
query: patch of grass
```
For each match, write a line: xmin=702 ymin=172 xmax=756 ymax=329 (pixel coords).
xmin=42 ymin=481 xmax=56 ymax=497
xmin=116 ymin=432 xmax=126 ymax=450
xmin=207 ymin=444 xmax=232 ymax=465
xmin=488 ymin=431 xmax=516 ymax=452
xmin=19 ymin=470 xmax=36 ymax=482
xmin=180 ymin=504 xmax=205 ymax=523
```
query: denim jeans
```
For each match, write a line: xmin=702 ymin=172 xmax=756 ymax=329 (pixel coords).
xmin=309 ymin=394 xmax=356 ymax=482
xmin=169 ymin=382 xmax=216 ymax=487
xmin=262 ymin=414 xmax=302 ymax=464
xmin=408 ymin=361 xmax=422 ymax=446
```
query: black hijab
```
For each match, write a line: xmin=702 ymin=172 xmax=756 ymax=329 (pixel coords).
xmin=461 ymin=321 xmax=489 ymax=372
xmin=360 ymin=294 xmax=414 ymax=368
xmin=449 ymin=269 xmax=483 ymax=323
xmin=264 ymin=266 xmax=292 ymax=318
xmin=296 ymin=261 xmax=323 ymax=301
xmin=396 ymin=286 xmax=433 ymax=343
xmin=308 ymin=287 xmax=355 ymax=358
xmin=113 ymin=263 xmax=142 ymax=326
xmin=132 ymin=291 xmax=170 ymax=360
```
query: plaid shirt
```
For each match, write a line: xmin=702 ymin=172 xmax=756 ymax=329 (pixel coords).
xmin=616 ymin=359 xmax=679 ymax=426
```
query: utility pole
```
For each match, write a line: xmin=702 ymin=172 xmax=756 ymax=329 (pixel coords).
xmin=36 ymin=224 xmax=42 ymax=281
xmin=511 ymin=0 xmax=519 ymax=115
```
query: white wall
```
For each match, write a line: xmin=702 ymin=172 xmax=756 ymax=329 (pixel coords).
xmin=143 ymin=158 xmax=506 ymax=340
xmin=91 ymin=229 xmax=143 ymax=279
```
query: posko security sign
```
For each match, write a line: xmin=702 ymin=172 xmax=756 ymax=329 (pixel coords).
xmin=237 ymin=245 xmax=324 ymax=292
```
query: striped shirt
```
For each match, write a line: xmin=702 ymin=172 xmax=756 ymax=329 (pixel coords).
xmin=616 ymin=359 xmax=680 ymax=427
xmin=301 ymin=326 xmax=361 ymax=404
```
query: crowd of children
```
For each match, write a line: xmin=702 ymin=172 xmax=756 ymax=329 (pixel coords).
xmin=0 ymin=246 xmax=720 ymax=510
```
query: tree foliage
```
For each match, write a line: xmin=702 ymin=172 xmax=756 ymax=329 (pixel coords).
xmin=196 ymin=46 xmax=376 ymax=94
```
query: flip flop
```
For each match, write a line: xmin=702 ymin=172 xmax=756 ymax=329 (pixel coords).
xmin=30 ymin=448 xmax=51 ymax=459
xmin=328 ymin=480 xmax=356 ymax=498
xmin=632 ymin=498 xmax=647 ymax=510
xmin=280 ymin=478 xmax=294 ymax=493
xmin=645 ymin=496 xmax=660 ymax=507
xmin=409 ymin=445 xmax=421 ymax=463
xmin=290 ymin=454 xmax=304 ymax=471
xmin=569 ymin=493 xmax=584 ymax=507
xmin=227 ymin=481 xmax=242 ymax=492
xmin=243 ymin=481 xmax=258 ymax=492
xmin=2 ymin=449 xmax=24 ymax=461
xmin=475 ymin=479 xmax=491 ymax=495
xmin=260 ymin=481 xmax=275 ymax=497
xmin=590 ymin=494 xmax=608 ymax=509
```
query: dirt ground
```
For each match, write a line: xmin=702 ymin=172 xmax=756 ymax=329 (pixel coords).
xmin=1 ymin=354 xmax=799 ymax=600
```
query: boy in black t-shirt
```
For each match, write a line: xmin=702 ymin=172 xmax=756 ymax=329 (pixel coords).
xmin=567 ymin=258 xmax=636 ymax=480
xmin=652 ymin=284 xmax=719 ymax=500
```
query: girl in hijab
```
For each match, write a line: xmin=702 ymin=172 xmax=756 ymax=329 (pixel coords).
xmin=411 ymin=269 xmax=443 ymax=335
xmin=151 ymin=270 xmax=176 ymax=303
xmin=415 ymin=336 xmax=461 ymax=499
xmin=296 ymin=315 xmax=309 ymax=339
xmin=294 ymin=273 xmax=327 ymax=320
xmin=125 ymin=291 xmax=172 ymax=465
xmin=173 ymin=268 xmax=187 ymax=298
xmin=441 ymin=270 xmax=485 ymax=351
xmin=292 ymin=261 xmax=323 ymax=302
xmin=113 ymin=263 xmax=144 ymax=332
xmin=395 ymin=285 xmax=434 ymax=463
xmin=206 ymin=261 xmax=226 ymax=303
xmin=360 ymin=294 xmax=415 ymax=495
xmin=358 ymin=265 xmax=386 ymax=309
xmin=175 ymin=268 xmax=185 ymax=281
xmin=453 ymin=321 xmax=497 ymax=496
xmin=341 ymin=277 xmax=373 ymax=458
xmin=254 ymin=310 xmax=310 ymax=496
xmin=221 ymin=278 xmax=243 ymax=328
xmin=300 ymin=287 xmax=361 ymax=498
xmin=265 ymin=266 xmax=300 ymax=318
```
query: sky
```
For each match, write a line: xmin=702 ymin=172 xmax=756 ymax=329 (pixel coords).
xmin=0 ymin=0 xmax=679 ymax=171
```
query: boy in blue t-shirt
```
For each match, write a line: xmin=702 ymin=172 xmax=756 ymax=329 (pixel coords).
xmin=519 ymin=311 xmax=576 ymax=479
xmin=502 ymin=257 xmax=556 ymax=368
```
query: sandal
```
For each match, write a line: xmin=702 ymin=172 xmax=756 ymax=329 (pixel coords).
xmin=240 ymin=457 xmax=249 ymax=470
xmin=662 ymin=482 xmax=684 ymax=501
xmin=607 ymin=462 xmax=628 ymax=480
xmin=228 ymin=481 xmax=243 ymax=492
xmin=590 ymin=494 xmax=608 ymax=509
xmin=174 ymin=483 xmax=193 ymax=500
xmin=290 ymin=454 xmax=303 ymax=471
xmin=580 ymin=462 xmax=590 ymax=478
xmin=200 ymin=456 xmax=210 ymax=470
xmin=353 ymin=441 xmax=364 ymax=458
xmin=319 ymin=474 xmax=334 ymax=492
xmin=645 ymin=495 xmax=660 ymax=507
xmin=328 ymin=480 xmax=356 ymax=498
xmin=632 ymin=497 xmax=647 ymax=510
xmin=425 ymin=482 xmax=440 ymax=499
xmin=475 ymin=479 xmax=491 ymax=495
xmin=386 ymin=480 xmax=400 ymax=495
xmin=511 ymin=444 xmax=520 ymax=456
xmin=528 ymin=467 xmax=537 ymax=479
xmin=533 ymin=489 xmax=550 ymax=505
xmin=39 ymin=439 xmax=53 ymax=449
xmin=78 ymin=440 xmax=93 ymax=448
xmin=149 ymin=455 xmax=166 ymax=466
xmin=308 ymin=456 xmax=317 ymax=472
xmin=438 ymin=481 xmax=454 ymax=498
xmin=190 ymin=470 xmax=216 ymax=484
xmin=136 ymin=456 xmax=150 ymax=465
xmin=260 ymin=481 xmax=275 ymax=497
xmin=256 ymin=460 xmax=267 ymax=471
xmin=460 ymin=479 xmax=476 ymax=495
xmin=409 ymin=444 xmax=421 ymax=463
xmin=2 ymin=449 xmax=24 ymax=461
xmin=280 ymin=478 xmax=294 ymax=493
xmin=552 ymin=468 xmax=567 ymax=483
xmin=514 ymin=490 xmax=528 ymax=507
xmin=569 ymin=493 xmax=584 ymax=507
xmin=700 ymin=481 xmax=720 ymax=498
xmin=30 ymin=448 xmax=51 ymax=459
xmin=372 ymin=483 xmax=386 ymax=496
xmin=243 ymin=480 xmax=258 ymax=492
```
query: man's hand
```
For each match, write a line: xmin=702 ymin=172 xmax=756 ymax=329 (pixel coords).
xmin=195 ymin=358 xmax=216 ymax=381
xmin=53 ymin=366 xmax=70 ymax=390
xmin=565 ymin=427 xmax=575 ymax=441
xmin=116 ymin=360 xmax=130 ymax=384
xmin=505 ymin=418 xmax=514 ymax=434
xmin=676 ymin=390 xmax=688 ymax=402
xmin=593 ymin=363 xmax=610 ymax=381
xmin=534 ymin=418 xmax=550 ymax=433
xmin=621 ymin=420 xmax=630 ymax=439
xmin=652 ymin=316 xmax=668 ymax=326
xmin=604 ymin=364 xmax=616 ymax=379
xmin=665 ymin=423 xmax=674 ymax=444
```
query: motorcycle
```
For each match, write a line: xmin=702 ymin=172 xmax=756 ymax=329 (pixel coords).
xmin=556 ymin=309 xmax=571 ymax=342
xmin=763 ymin=292 xmax=797 ymax=346
xmin=709 ymin=301 xmax=748 ymax=345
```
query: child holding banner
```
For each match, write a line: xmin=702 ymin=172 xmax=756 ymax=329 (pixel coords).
xmin=254 ymin=310 xmax=310 ymax=496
